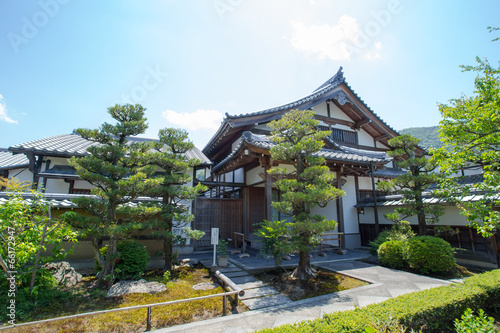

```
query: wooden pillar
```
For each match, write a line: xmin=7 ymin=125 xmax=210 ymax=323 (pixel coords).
xmin=336 ymin=171 xmax=345 ymax=250
xmin=370 ymin=162 xmax=380 ymax=235
xmin=265 ymin=170 xmax=273 ymax=221
xmin=243 ymin=187 xmax=250 ymax=237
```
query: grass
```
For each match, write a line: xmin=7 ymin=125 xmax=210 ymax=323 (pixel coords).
xmin=6 ymin=265 xmax=247 ymax=332
xmin=254 ymin=267 xmax=369 ymax=301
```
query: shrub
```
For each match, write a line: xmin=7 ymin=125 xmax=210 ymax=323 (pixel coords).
xmin=258 ymin=269 xmax=500 ymax=332
xmin=405 ymin=236 xmax=455 ymax=274
xmin=377 ymin=240 xmax=406 ymax=269
xmin=369 ymin=220 xmax=415 ymax=255
xmin=115 ymin=240 xmax=150 ymax=280
xmin=454 ymin=308 xmax=497 ymax=333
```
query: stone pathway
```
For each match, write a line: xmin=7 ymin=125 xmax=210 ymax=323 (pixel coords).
xmin=155 ymin=260 xmax=451 ymax=333
xmin=199 ymin=258 xmax=292 ymax=310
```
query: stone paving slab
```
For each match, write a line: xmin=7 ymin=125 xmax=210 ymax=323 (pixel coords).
xmin=154 ymin=260 xmax=450 ymax=332
xmin=235 ymin=280 xmax=267 ymax=290
xmin=224 ymin=271 xmax=251 ymax=278
xmin=242 ymin=294 xmax=293 ymax=310
xmin=239 ymin=286 xmax=279 ymax=300
xmin=229 ymin=275 xmax=259 ymax=284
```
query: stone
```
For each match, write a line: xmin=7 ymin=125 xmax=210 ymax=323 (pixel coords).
xmin=43 ymin=261 xmax=82 ymax=287
xmin=192 ymin=282 xmax=219 ymax=291
xmin=106 ymin=280 xmax=166 ymax=297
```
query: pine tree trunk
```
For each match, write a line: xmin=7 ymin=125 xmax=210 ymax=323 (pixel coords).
xmin=163 ymin=237 xmax=173 ymax=271
xmin=292 ymin=249 xmax=316 ymax=280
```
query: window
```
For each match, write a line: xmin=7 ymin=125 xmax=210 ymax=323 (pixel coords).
xmin=318 ymin=125 xmax=357 ymax=145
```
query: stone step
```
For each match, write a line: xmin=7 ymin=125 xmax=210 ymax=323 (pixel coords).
xmin=240 ymin=286 xmax=279 ymax=300
xmin=242 ymin=294 xmax=292 ymax=310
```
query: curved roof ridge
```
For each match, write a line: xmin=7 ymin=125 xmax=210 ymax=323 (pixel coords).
xmin=226 ymin=68 xmax=345 ymax=120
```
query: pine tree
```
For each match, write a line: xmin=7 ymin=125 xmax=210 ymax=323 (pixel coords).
xmin=68 ymin=104 xmax=159 ymax=287
xmin=144 ymin=128 xmax=207 ymax=271
xmin=268 ymin=109 xmax=344 ymax=280
xmin=378 ymin=134 xmax=444 ymax=235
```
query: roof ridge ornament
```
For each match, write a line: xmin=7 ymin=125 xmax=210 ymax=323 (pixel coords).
xmin=313 ymin=66 xmax=345 ymax=92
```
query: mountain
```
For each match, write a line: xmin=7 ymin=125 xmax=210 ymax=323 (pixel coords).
xmin=399 ymin=126 xmax=443 ymax=149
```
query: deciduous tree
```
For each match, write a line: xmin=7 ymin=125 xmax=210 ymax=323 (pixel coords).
xmin=432 ymin=57 xmax=500 ymax=236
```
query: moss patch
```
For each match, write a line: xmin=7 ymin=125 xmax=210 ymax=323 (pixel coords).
xmin=255 ymin=267 xmax=368 ymax=301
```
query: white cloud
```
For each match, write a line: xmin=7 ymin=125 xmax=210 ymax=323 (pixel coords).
xmin=162 ymin=109 xmax=223 ymax=131
xmin=0 ymin=94 xmax=18 ymax=124
xmin=290 ymin=15 xmax=360 ymax=61
xmin=365 ymin=41 xmax=382 ymax=60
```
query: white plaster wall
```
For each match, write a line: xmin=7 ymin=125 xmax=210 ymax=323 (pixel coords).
xmin=358 ymin=176 xmax=373 ymax=191
xmin=328 ymin=103 xmax=352 ymax=121
xmin=313 ymin=103 xmax=328 ymax=117
xmin=45 ymin=178 xmax=70 ymax=193
xmin=376 ymin=141 xmax=389 ymax=149
xmin=359 ymin=205 xmax=469 ymax=227
xmin=246 ymin=166 xmax=265 ymax=185
xmin=358 ymin=129 xmax=375 ymax=147
xmin=8 ymin=167 xmax=32 ymax=184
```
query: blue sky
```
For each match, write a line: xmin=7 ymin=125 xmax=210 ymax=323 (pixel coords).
xmin=1 ymin=0 xmax=499 ymax=150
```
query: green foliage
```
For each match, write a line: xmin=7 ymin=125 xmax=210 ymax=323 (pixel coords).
xmin=432 ymin=57 xmax=500 ymax=236
xmin=255 ymin=219 xmax=293 ymax=268
xmin=143 ymin=128 xmax=208 ymax=272
xmin=115 ymin=240 xmax=150 ymax=280
xmin=378 ymin=240 xmax=407 ymax=270
xmin=216 ymin=238 xmax=230 ymax=257
xmin=454 ymin=308 xmax=497 ymax=333
xmin=258 ymin=269 xmax=500 ymax=333
xmin=0 ymin=189 xmax=77 ymax=290
xmin=378 ymin=134 xmax=444 ymax=235
xmin=399 ymin=126 xmax=442 ymax=149
xmin=405 ymin=236 xmax=455 ymax=275
xmin=369 ymin=219 xmax=415 ymax=255
xmin=267 ymin=109 xmax=344 ymax=280
xmin=67 ymin=104 xmax=160 ymax=286
xmin=163 ymin=270 xmax=171 ymax=283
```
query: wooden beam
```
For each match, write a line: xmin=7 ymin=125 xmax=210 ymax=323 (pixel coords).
xmin=315 ymin=115 xmax=354 ymax=128
xmin=353 ymin=118 xmax=371 ymax=130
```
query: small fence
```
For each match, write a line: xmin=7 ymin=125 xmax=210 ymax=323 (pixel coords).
xmin=1 ymin=271 xmax=245 ymax=332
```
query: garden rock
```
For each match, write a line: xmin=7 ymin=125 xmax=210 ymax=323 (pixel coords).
xmin=192 ymin=282 xmax=218 ymax=291
xmin=43 ymin=261 xmax=82 ymax=287
xmin=106 ymin=279 xmax=166 ymax=297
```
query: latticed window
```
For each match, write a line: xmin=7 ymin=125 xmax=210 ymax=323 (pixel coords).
xmin=318 ymin=125 xmax=357 ymax=144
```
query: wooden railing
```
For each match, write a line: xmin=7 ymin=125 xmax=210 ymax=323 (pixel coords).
xmin=319 ymin=232 xmax=344 ymax=256
xmin=1 ymin=271 xmax=245 ymax=332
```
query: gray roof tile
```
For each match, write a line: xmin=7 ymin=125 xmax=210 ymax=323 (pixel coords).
xmin=9 ymin=134 xmax=211 ymax=165
xmin=0 ymin=149 xmax=29 ymax=170
xmin=212 ymin=131 xmax=390 ymax=173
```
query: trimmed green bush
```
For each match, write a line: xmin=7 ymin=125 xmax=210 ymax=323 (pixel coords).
xmin=377 ymin=240 xmax=406 ymax=269
xmin=258 ymin=269 xmax=500 ymax=332
xmin=405 ymin=236 xmax=455 ymax=275
xmin=115 ymin=240 xmax=150 ymax=280
xmin=369 ymin=220 xmax=415 ymax=255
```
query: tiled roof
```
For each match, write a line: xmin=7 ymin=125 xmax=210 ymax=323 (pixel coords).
xmin=355 ymin=193 xmax=490 ymax=208
xmin=0 ymin=149 xmax=29 ymax=170
xmin=226 ymin=67 xmax=345 ymax=120
xmin=203 ymin=67 xmax=400 ymax=157
xmin=9 ymin=133 xmax=211 ymax=166
xmin=9 ymin=134 xmax=96 ymax=157
xmin=369 ymin=168 xmax=407 ymax=179
xmin=212 ymin=131 xmax=390 ymax=173
xmin=0 ymin=192 xmax=161 ymax=209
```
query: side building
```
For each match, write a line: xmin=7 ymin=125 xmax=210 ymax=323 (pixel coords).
xmin=1 ymin=133 xmax=211 ymax=259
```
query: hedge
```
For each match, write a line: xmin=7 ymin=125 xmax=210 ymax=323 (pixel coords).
xmin=258 ymin=269 xmax=500 ymax=332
